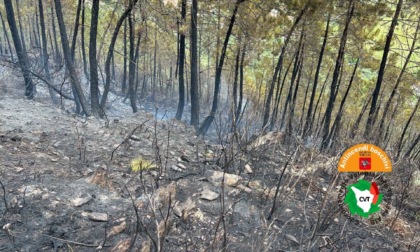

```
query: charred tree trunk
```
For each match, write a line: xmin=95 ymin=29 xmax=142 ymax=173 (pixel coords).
xmin=311 ymin=67 xmax=330 ymax=134
xmin=326 ymin=58 xmax=358 ymax=148
xmin=54 ymin=0 xmax=90 ymax=116
xmin=70 ymin=0 xmax=83 ymax=114
xmin=15 ymin=0 xmax=26 ymax=54
xmin=349 ymin=95 xmax=372 ymax=139
xmin=262 ymin=3 xmax=309 ymax=129
xmin=396 ymin=99 xmax=419 ymax=158
xmin=190 ymin=0 xmax=200 ymax=128
xmin=70 ymin=0 xmax=82 ymax=59
xmin=122 ymin=19 xmax=128 ymax=94
xmin=50 ymin=4 xmax=61 ymax=67
xmin=0 ymin=12 xmax=14 ymax=61
xmin=4 ymin=0 xmax=34 ymax=99
xmin=89 ymin=0 xmax=101 ymax=117
xmin=364 ymin=0 xmax=403 ymax=138
xmin=287 ymin=41 xmax=305 ymax=134
xmin=101 ymin=0 xmax=139 ymax=109
xmin=128 ymin=13 xmax=137 ymax=113
xmin=175 ymin=0 xmax=187 ymax=120
xmin=38 ymin=0 xmax=58 ymax=104
xmin=272 ymin=57 xmax=293 ymax=130
xmin=404 ymin=133 xmax=419 ymax=159
xmin=304 ymin=13 xmax=330 ymax=137
xmin=280 ymin=39 xmax=303 ymax=130
xmin=377 ymin=16 xmax=419 ymax=143
xmin=151 ymin=27 xmax=157 ymax=102
xmin=236 ymin=43 xmax=246 ymax=122
xmin=298 ymin=67 xmax=312 ymax=134
xmin=197 ymin=0 xmax=246 ymax=135
xmin=81 ymin=0 xmax=88 ymax=77
xmin=231 ymin=44 xmax=240 ymax=126
xmin=321 ymin=0 xmax=354 ymax=149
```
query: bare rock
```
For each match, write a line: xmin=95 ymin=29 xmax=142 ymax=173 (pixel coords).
xmin=107 ymin=220 xmax=126 ymax=238
xmin=88 ymin=212 xmax=108 ymax=222
xmin=200 ymin=189 xmax=219 ymax=201
xmin=111 ymin=238 xmax=131 ymax=252
xmin=204 ymin=170 xmax=242 ymax=187
xmin=244 ymin=164 xmax=253 ymax=174
xmin=248 ymin=131 xmax=285 ymax=149
xmin=177 ymin=163 xmax=186 ymax=170
xmin=171 ymin=164 xmax=183 ymax=172
xmin=70 ymin=194 xmax=92 ymax=207
xmin=174 ymin=197 xmax=197 ymax=221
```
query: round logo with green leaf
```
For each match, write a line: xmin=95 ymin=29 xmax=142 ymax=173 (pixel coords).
xmin=344 ymin=179 xmax=383 ymax=218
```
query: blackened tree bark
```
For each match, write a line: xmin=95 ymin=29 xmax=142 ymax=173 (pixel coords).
xmin=50 ymin=4 xmax=61 ymax=66
xmin=262 ymin=2 xmax=309 ymax=129
xmin=4 ymin=0 xmax=34 ymax=99
xmin=151 ymin=27 xmax=157 ymax=102
xmin=122 ymin=19 xmax=128 ymax=93
xmin=81 ymin=0 xmax=88 ymax=77
xmin=236 ymin=43 xmax=246 ymax=121
xmin=377 ymin=16 xmax=419 ymax=143
xmin=396 ymin=99 xmax=419 ymax=158
xmin=89 ymin=0 xmax=101 ymax=117
xmin=298 ymin=67 xmax=312 ymax=134
xmin=326 ymin=58 xmax=358 ymax=148
xmin=14 ymin=0 xmax=26 ymax=53
xmin=280 ymin=29 xmax=304 ymax=131
xmin=101 ymin=0 xmax=139 ymax=109
xmin=304 ymin=12 xmax=330 ymax=137
xmin=54 ymin=0 xmax=90 ymax=116
xmin=232 ymin=44 xmax=240 ymax=125
xmin=272 ymin=57 xmax=293 ymax=130
xmin=349 ymin=95 xmax=371 ymax=139
xmin=287 ymin=39 xmax=305 ymax=134
xmin=128 ymin=14 xmax=137 ymax=112
xmin=71 ymin=0 xmax=82 ymax=59
xmin=364 ymin=0 xmax=403 ymax=138
xmin=70 ymin=0 xmax=83 ymax=114
xmin=35 ymin=7 xmax=41 ymax=60
xmin=403 ymin=133 xmax=419 ymax=159
xmin=311 ymin=67 xmax=330 ymax=133
xmin=33 ymin=14 xmax=40 ymax=51
xmin=0 ymin=12 xmax=14 ymax=61
xmin=190 ymin=0 xmax=200 ymax=128
xmin=38 ymin=0 xmax=58 ymax=104
xmin=197 ymin=0 xmax=246 ymax=135
xmin=175 ymin=0 xmax=187 ymax=120
xmin=321 ymin=0 xmax=354 ymax=149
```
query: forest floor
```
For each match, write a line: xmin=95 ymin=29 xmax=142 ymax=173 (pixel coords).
xmin=0 ymin=80 xmax=419 ymax=251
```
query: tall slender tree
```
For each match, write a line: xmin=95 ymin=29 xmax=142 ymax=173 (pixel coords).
xmin=128 ymin=13 xmax=137 ymax=112
xmin=89 ymin=0 xmax=101 ymax=117
xmin=175 ymin=0 xmax=187 ymax=120
xmin=54 ymin=0 xmax=90 ymax=116
xmin=197 ymin=0 xmax=246 ymax=135
xmin=262 ymin=2 xmax=309 ymax=130
xmin=321 ymin=0 xmax=355 ymax=149
xmin=38 ymin=0 xmax=57 ymax=104
xmin=4 ymin=0 xmax=34 ymax=99
xmin=0 ymin=11 xmax=14 ymax=61
xmin=50 ymin=4 xmax=61 ymax=66
xmin=190 ymin=0 xmax=199 ymax=128
xmin=70 ymin=0 xmax=83 ymax=114
xmin=364 ymin=0 xmax=403 ymax=138
xmin=101 ymin=0 xmax=139 ymax=109
xmin=303 ymin=12 xmax=330 ymax=137
xmin=377 ymin=16 xmax=419 ymax=143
